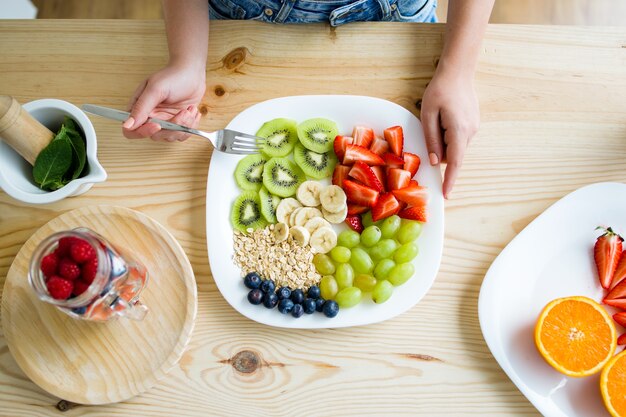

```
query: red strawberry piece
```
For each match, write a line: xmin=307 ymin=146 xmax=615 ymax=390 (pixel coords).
xmin=386 ymin=168 xmax=412 ymax=191
xmin=384 ymin=126 xmax=404 ymax=156
xmin=46 ymin=276 xmax=74 ymax=300
xmin=372 ymin=193 xmax=401 ymax=222
xmin=349 ymin=161 xmax=384 ymax=192
xmin=345 ymin=215 xmax=364 ymax=233
xmin=343 ymin=145 xmax=385 ymax=166
xmin=369 ymin=137 xmax=390 ymax=156
xmin=352 ymin=126 xmax=375 ymax=148
xmin=40 ymin=252 xmax=59 ymax=278
xmin=55 ymin=236 xmax=79 ymax=257
xmin=333 ymin=135 xmax=353 ymax=161
xmin=70 ymin=239 xmax=97 ymax=264
xmin=347 ymin=204 xmax=369 ymax=215
xmin=342 ymin=179 xmax=380 ymax=208
xmin=392 ymin=184 xmax=430 ymax=206
xmin=594 ymin=226 xmax=623 ymax=289
xmin=403 ymin=152 xmax=421 ymax=177
xmin=610 ymin=250 xmax=626 ymax=290
xmin=382 ymin=152 xmax=405 ymax=168
xmin=409 ymin=179 xmax=419 ymax=187
xmin=73 ymin=280 xmax=91 ymax=297
xmin=399 ymin=204 xmax=427 ymax=222
xmin=58 ymin=258 xmax=81 ymax=281
xmin=370 ymin=166 xmax=386 ymax=191
xmin=81 ymin=257 xmax=99 ymax=284
xmin=604 ymin=277 xmax=626 ymax=308
xmin=619 ymin=334 xmax=626 ymax=345
xmin=614 ymin=312 xmax=626 ymax=327
xmin=332 ymin=165 xmax=351 ymax=187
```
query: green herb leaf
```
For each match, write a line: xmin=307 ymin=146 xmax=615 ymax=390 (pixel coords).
xmin=33 ymin=136 xmax=72 ymax=190
xmin=66 ymin=129 xmax=86 ymax=180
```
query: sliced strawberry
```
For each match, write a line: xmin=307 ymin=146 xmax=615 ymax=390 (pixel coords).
xmin=619 ymin=334 xmax=626 ymax=345
xmin=333 ymin=135 xmax=353 ymax=161
xmin=369 ymin=137 xmax=390 ymax=156
xmin=610 ymin=250 xmax=626 ymax=290
xmin=399 ymin=205 xmax=427 ymax=222
xmin=342 ymin=179 xmax=379 ymax=208
xmin=604 ymin=278 xmax=626 ymax=307
xmin=403 ymin=152 xmax=421 ymax=177
xmin=352 ymin=126 xmax=374 ymax=148
xmin=387 ymin=168 xmax=412 ymax=191
xmin=614 ymin=312 xmax=626 ymax=327
xmin=370 ymin=166 xmax=386 ymax=191
xmin=347 ymin=204 xmax=369 ymax=215
xmin=343 ymin=145 xmax=385 ymax=166
xmin=349 ymin=161 xmax=384 ymax=192
xmin=371 ymin=193 xmax=401 ymax=222
xmin=392 ymin=184 xmax=429 ymax=206
xmin=382 ymin=152 xmax=405 ymax=168
xmin=345 ymin=215 xmax=364 ymax=233
xmin=595 ymin=226 xmax=624 ymax=289
xmin=332 ymin=165 xmax=351 ymax=187
xmin=409 ymin=179 xmax=419 ymax=187
xmin=384 ymin=126 xmax=404 ymax=156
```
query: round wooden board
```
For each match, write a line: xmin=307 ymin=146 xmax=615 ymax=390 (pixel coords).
xmin=0 ymin=205 xmax=197 ymax=405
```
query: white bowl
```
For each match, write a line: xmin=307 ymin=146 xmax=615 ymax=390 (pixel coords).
xmin=0 ymin=99 xmax=106 ymax=204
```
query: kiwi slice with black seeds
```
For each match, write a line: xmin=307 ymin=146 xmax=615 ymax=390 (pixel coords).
xmin=231 ymin=191 xmax=267 ymax=232
xmin=235 ymin=154 xmax=267 ymax=191
xmin=296 ymin=118 xmax=339 ymax=153
xmin=259 ymin=186 xmax=282 ymax=223
xmin=293 ymin=143 xmax=337 ymax=180
xmin=256 ymin=118 xmax=298 ymax=157
xmin=262 ymin=157 xmax=306 ymax=198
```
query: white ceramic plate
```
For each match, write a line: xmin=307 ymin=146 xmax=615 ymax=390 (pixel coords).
xmin=207 ymin=95 xmax=444 ymax=328
xmin=479 ymin=182 xmax=626 ymax=417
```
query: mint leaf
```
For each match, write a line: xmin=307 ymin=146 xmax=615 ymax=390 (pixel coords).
xmin=33 ymin=137 xmax=72 ymax=190
xmin=66 ymin=129 xmax=86 ymax=180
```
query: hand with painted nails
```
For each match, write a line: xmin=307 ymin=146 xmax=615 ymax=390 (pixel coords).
xmin=122 ymin=63 xmax=206 ymax=142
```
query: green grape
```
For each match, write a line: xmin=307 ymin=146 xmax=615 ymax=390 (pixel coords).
xmin=350 ymin=247 xmax=374 ymax=273
xmin=320 ymin=275 xmax=339 ymax=300
xmin=360 ymin=226 xmax=382 ymax=247
xmin=335 ymin=286 xmax=362 ymax=308
xmin=369 ymin=239 xmax=399 ymax=260
xmin=313 ymin=253 xmax=336 ymax=275
xmin=380 ymin=215 xmax=401 ymax=239
xmin=354 ymin=274 xmax=377 ymax=292
xmin=372 ymin=280 xmax=394 ymax=304
xmin=374 ymin=258 xmax=396 ymax=280
xmin=335 ymin=263 xmax=355 ymax=289
xmin=394 ymin=242 xmax=419 ymax=263
xmin=388 ymin=263 xmax=415 ymax=286
xmin=337 ymin=230 xmax=360 ymax=248
xmin=361 ymin=211 xmax=381 ymax=228
xmin=330 ymin=246 xmax=351 ymax=263
xmin=397 ymin=220 xmax=423 ymax=244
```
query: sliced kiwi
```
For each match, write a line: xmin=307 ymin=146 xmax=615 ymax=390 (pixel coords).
xmin=235 ymin=154 xmax=267 ymax=191
xmin=297 ymin=118 xmax=339 ymax=153
xmin=231 ymin=191 xmax=267 ymax=232
xmin=259 ymin=186 xmax=281 ymax=223
xmin=256 ymin=118 xmax=298 ymax=157
xmin=293 ymin=143 xmax=337 ymax=180
xmin=262 ymin=157 xmax=306 ymax=198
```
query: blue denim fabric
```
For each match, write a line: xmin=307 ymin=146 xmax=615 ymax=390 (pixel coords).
xmin=209 ymin=0 xmax=437 ymax=26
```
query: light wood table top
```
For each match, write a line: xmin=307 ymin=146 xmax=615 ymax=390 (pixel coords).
xmin=1 ymin=20 xmax=626 ymax=416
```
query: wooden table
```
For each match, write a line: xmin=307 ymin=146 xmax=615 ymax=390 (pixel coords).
xmin=1 ymin=20 xmax=625 ymax=416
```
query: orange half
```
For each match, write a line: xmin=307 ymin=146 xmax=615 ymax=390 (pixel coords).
xmin=535 ymin=296 xmax=616 ymax=377
xmin=601 ymin=350 xmax=626 ymax=417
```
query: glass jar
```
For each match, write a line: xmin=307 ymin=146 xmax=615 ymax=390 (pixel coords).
xmin=29 ymin=227 xmax=149 ymax=321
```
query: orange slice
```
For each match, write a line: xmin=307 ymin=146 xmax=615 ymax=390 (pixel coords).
xmin=535 ymin=296 xmax=616 ymax=377
xmin=601 ymin=350 xmax=626 ymax=417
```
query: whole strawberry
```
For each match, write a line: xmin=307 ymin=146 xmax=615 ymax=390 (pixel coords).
xmin=40 ymin=252 xmax=58 ymax=278
xmin=46 ymin=276 xmax=74 ymax=300
xmin=58 ymin=258 xmax=81 ymax=281
xmin=70 ymin=239 xmax=96 ymax=264
xmin=595 ymin=226 xmax=624 ymax=289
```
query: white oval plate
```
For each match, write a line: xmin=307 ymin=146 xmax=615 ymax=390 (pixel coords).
xmin=207 ymin=95 xmax=444 ymax=328
xmin=479 ymin=182 xmax=626 ymax=417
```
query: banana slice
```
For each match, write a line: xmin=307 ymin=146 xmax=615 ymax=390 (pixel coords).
xmin=304 ymin=217 xmax=331 ymax=235
xmin=289 ymin=207 xmax=303 ymax=227
xmin=310 ymin=227 xmax=337 ymax=254
xmin=296 ymin=181 xmax=323 ymax=207
xmin=273 ymin=222 xmax=289 ymax=242
xmin=289 ymin=226 xmax=310 ymax=247
xmin=322 ymin=205 xmax=348 ymax=224
xmin=276 ymin=198 xmax=302 ymax=225
xmin=294 ymin=207 xmax=323 ymax=227
xmin=320 ymin=185 xmax=347 ymax=214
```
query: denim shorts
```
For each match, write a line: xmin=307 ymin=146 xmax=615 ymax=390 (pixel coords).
xmin=209 ymin=0 xmax=438 ymax=26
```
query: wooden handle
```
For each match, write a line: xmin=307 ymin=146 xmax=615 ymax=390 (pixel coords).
xmin=0 ymin=95 xmax=54 ymax=165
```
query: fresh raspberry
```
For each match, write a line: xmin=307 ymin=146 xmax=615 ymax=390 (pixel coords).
xmin=70 ymin=239 xmax=96 ymax=264
xmin=73 ymin=280 xmax=91 ymax=296
xmin=58 ymin=258 xmax=81 ymax=280
xmin=46 ymin=276 xmax=74 ymax=300
xmin=55 ymin=237 xmax=79 ymax=257
xmin=81 ymin=257 xmax=98 ymax=284
xmin=40 ymin=253 xmax=58 ymax=278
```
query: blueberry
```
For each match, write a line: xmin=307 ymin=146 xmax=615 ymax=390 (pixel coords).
xmin=277 ymin=286 xmax=291 ymax=300
xmin=307 ymin=285 xmax=321 ymax=299
xmin=247 ymin=289 xmax=264 ymax=305
xmin=291 ymin=304 xmax=304 ymax=318
xmin=244 ymin=272 xmax=262 ymax=289
xmin=72 ymin=306 xmax=87 ymax=315
xmin=290 ymin=288 xmax=304 ymax=304
xmin=302 ymin=298 xmax=316 ymax=314
xmin=260 ymin=279 xmax=276 ymax=294
xmin=322 ymin=300 xmax=339 ymax=318
xmin=263 ymin=292 xmax=279 ymax=309
xmin=315 ymin=298 xmax=326 ymax=312
xmin=277 ymin=299 xmax=294 ymax=314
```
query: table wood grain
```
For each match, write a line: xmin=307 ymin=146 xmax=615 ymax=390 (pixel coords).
xmin=1 ymin=20 xmax=625 ymax=416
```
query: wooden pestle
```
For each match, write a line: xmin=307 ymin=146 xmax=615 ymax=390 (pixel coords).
xmin=0 ymin=95 xmax=55 ymax=165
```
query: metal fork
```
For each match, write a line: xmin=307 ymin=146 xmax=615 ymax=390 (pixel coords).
xmin=82 ymin=104 xmax=264 ymax=155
